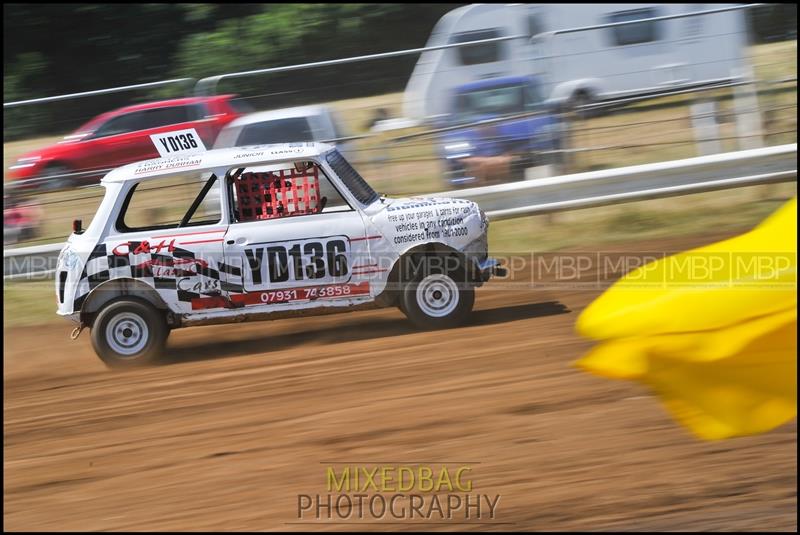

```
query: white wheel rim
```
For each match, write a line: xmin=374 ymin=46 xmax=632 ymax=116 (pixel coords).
xmin=106 ymin=312 xmax=149 ymax=357
xmin=416 ymin=273 xmax=459 ymax=318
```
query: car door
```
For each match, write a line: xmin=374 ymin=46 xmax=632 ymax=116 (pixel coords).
xmin=221 ymin=160 xmax=372 ymax=311
xmin=87 ymin=105 xmax=205 ymax=170
xmin=184 ymin=101 xmax=220 ymax=147
xmin=108 ymin=172 xmax=228 ymax=315
xmin=81 ymin=110 xmax=151 ymax=170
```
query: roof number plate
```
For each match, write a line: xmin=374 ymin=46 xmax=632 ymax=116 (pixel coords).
xmin=150 ymin=128 xmax=207 ymax=158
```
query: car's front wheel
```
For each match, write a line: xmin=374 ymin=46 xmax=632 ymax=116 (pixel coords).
xmin=41 ymin=163 xmax=73 ymax=192
xmin=400 ymin=256 xmax=475 ymax=329
xmin=90 ymin=298 xmax=168 ymax=369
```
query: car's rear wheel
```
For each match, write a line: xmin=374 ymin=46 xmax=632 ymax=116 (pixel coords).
xmin=90 ymin=298 xmax=168 ymax=369
xmin=400 ymin=255 xmax=475 ymax=329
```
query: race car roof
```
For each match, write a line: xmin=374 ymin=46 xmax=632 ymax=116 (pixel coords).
xmin=102 ymin=142 xmax=335 ymax=183
xmin=225 ymin=105 xmax=332 ymax=128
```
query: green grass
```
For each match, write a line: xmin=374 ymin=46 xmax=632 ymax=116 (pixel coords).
xmin=488 ymin=183 xmax=797 ymax=252
xmin=3 ymin=279 xmax=60 ymax=329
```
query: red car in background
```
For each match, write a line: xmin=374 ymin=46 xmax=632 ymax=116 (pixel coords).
xmin=7 ymin=95 xmax=252 ymax=188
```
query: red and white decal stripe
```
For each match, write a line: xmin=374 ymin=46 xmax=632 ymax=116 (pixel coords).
xmin=179 ymin=238 xmax=225 ymax=245
xmin=151 ymin=229 xmax=226 ymax=239
xmin=191 ymin=281 xmax=370 ymax=310
xmin=350 ymin=235 xmax=382 ymax=242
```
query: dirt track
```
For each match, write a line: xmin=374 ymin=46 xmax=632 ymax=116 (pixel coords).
xmin=4 ymin=233 xmax=797 ymax=531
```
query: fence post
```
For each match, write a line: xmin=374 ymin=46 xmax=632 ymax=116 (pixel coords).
xmin=733 ymin=65 xmax=765 ymax=150
xmin=691 ymin=98 xmax=721 ymax=155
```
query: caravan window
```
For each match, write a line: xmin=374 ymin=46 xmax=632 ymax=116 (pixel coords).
xmin=451 ymin=29 xmax=507 ymax=66
xmin=607 ymin=8 xmax=662 ymax=46
xmin=528 ymin=13 xmax=545 ymax=37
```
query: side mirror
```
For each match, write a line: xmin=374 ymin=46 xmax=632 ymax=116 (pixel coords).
xmin=72 ymin=219 xmax=83 ymax=234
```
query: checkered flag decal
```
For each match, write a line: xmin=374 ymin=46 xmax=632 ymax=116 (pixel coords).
xmin=73 ymin=242 xmax=245 ymax=312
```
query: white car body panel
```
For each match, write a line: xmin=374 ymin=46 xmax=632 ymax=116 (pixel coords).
xmin=55 ymin=143 xmax=492 ymax=329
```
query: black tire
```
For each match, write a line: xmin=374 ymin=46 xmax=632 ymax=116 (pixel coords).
xmin=400 ymin=255 xmax=475 ymax=330
xmin=41 ymin=163 xmax=72 ymax=192
xmin=90 ymin=298 xmax=168 ymax=369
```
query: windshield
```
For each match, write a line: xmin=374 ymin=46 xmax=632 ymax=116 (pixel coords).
xmin=236 ymin=117 xmax=314 ymax=146
xmin=453 ymin=82 xmax=542 ymax=123
xmin=69 ymin=112 xmax=115 ymax=139
xmin=325 ymin=149 xmax=378 ymax=205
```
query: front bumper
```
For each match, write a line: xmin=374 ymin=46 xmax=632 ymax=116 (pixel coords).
xmin=477 ymin=258 xmax=507 ymax=282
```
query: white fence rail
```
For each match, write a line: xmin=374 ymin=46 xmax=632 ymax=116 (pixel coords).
xmin=433 ymin=143 xmax=797 ymax=219
xmin=3 ymin=79 xmax=196 ymax=108
xmin=4 ymin=143 xmax=797 ymax=280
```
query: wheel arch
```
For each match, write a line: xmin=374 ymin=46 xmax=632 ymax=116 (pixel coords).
xmin=375 ymin=242 xmax=477 ymax=307
xmin=79 ymin=278 xmax=171 ymax=327
xmin=44 ymin=159 xmax=71 ymax=170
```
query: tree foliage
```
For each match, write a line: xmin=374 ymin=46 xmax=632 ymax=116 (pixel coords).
xmin=3 ymin=3 xmax=457 ymax=140
xmin=3 ymin=3 xmax=795 ymax=141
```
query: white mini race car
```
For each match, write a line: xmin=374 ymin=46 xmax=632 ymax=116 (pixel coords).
xmin=56 ymin=142 xmax=504 ymax=368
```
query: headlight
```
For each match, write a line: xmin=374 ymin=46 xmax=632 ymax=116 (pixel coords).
xmin=9 ymin=156 xmax=41 ymax=170
xmin=57 ymin=247 xmax=80 ymax=271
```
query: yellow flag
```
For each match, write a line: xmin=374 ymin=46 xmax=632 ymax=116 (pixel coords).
xmin=576 ymin=198 xmax=797 ymax=440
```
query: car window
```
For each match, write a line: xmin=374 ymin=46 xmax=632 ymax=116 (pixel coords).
xmin=139 ymin=105 xmax=194 ymax=130
xmin=524 ymin=81 xmax=545 ymax=108
xmin=91 ymin=111 xmax=148 ymax=138
xmin=228 ymin=161 xmax=351 ymax=223
xmin=229 ymin=98 xmax=256 ymax=114
xmin=117 ymin=172 xmax=221 ymax=232
xmin=236 ymin=118 xmax=315 ymax=146
xmin=454 ymin=84 xmax=526 ymax=121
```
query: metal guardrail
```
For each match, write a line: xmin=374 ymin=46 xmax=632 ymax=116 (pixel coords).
xmin=3 ymin=79 xmax=196 ymax=108
xmin=4 ymin=143 xmax=796 ymax=280
xmin=10 ymin=73 xmax=793 ymax=194
xmin=431 ymin=143 xmax=797 ymax=219
xmin=4 ymin=242 xmax=64 ymax=281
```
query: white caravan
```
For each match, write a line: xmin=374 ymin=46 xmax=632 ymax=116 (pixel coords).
xmin=403 ymin=3 xmax=749 ymax=121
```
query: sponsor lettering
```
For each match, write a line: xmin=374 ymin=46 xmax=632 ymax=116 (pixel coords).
xmin=112 ymin=239 xmax=176 ymax=256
